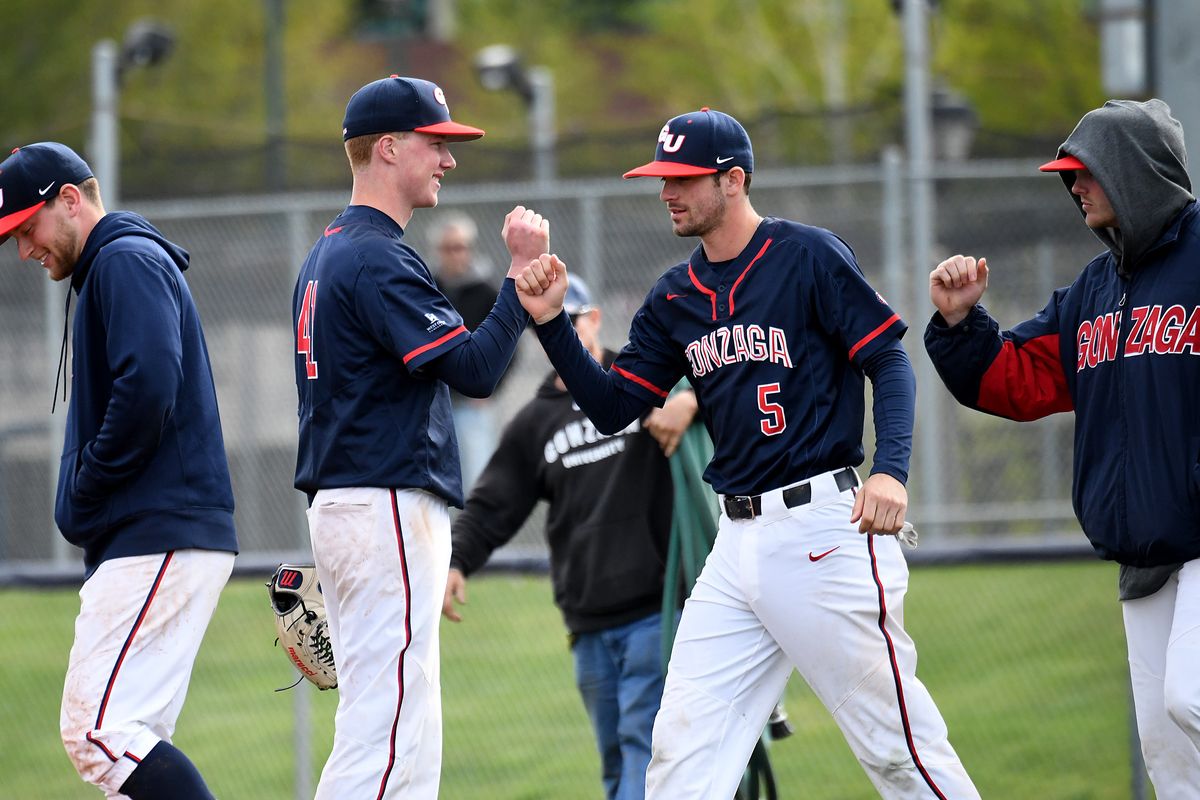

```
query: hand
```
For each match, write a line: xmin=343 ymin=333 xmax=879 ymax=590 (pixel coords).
xmin=515 ymin=253 xmax=569 ymax=324
xmin=850 ymin=473 xmax=907 ymax=535
xmin=929 ymin=255 xmax=989 ymax=327
xmin=645 ymin=390 xmax=699 ymax=457
xmin=502 ymin=206 xmax=550 ymax=277
xmin=442 ymin=568 xmax=467 ymax=622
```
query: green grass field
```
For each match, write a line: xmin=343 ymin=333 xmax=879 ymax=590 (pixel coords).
xmin=2 ymin=559 xmax=1144 ymax=799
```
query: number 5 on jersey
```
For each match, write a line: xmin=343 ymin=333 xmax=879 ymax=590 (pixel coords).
xmin=758 ymin=382 xmax=786 ymax=436
xmin=297 ymin=280 xmax=319 ymax=380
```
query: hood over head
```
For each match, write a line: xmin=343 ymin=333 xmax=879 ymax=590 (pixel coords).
xmin=1046 ymin=99 xmax=1194 ymax=276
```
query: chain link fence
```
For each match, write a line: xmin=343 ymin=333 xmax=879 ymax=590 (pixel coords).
xmin=0 ymin=158 xmax=1100 ymax=568
xmin=2 ymin=160 xmax=1151 ymax=798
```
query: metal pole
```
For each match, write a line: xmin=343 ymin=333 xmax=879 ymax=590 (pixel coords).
xmin=90 ymin=39 xmax=120 ymax=208
xmin=44 ymin=281 xmax=70 ymax=565
xmin=264 ymin=0 xmax=286 ymax=190
xmin=881 ymin=146 xmax=906 ymax=318
xmin=528 ymin=66 xmax=556 ymax=189
xmin=902 ymin=0 xmax=943 ymax=532
xmin=287 ymin=207 xmax=313 ymax=800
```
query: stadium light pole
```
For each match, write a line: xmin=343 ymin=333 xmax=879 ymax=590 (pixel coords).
xmin=900 ymin=0 xmax=945 ymax=533
xmin=474 ymin=44 xmax=557 ymax=187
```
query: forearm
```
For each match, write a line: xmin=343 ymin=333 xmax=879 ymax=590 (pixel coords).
xmin=428 ymin=280 xmax=530 ymax=397
xmin=534 ymin=312 xmax=649 ymax=434
xmin=861 ymin=343 xmax=915 ymax=484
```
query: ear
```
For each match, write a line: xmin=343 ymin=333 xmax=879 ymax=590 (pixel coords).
xmin=721 ymin=168 xmax=747 ymax=196
xmin=58 ymin=184 xmax=85 ymax=217
xmin=376 ymin=133 xmax=404 ymax=164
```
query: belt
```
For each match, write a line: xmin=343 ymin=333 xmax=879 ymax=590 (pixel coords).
xmin=722 ymin=467 xmax=859 ymax=521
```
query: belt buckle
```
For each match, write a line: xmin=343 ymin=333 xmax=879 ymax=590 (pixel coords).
xmin=724 ymin=495 xmax=756 ymax=520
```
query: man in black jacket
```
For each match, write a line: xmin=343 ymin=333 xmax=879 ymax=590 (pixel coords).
xmin=442 ymin=278 xmax=698 ymax=800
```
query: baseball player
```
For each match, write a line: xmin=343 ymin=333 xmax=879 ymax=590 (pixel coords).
xmin=292 ymin=75 xmax=548 ymax=799
xmin=926 ymin=99 xmax=1200 ymax=796
xmin=514 ymin=109 xmax=979 ymax=798
xmin=0 ymin=143 xmax=237 ymax=799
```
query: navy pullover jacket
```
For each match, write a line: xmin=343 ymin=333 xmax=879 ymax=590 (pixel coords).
xmin=56 ymin=212 xmax=237 ymax=577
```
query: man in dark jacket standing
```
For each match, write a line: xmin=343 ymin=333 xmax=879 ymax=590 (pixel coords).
xmin=442 ymin=278 xmax=699 ymax=800
xmin=925 ymin=99 xmax=1200 ymax=795
xmin=0 ymin=142 xmax=237 ymax=799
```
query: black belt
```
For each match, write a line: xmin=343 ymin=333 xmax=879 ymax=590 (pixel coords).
xmin=722 ymin=467 xmax=858 ymax=521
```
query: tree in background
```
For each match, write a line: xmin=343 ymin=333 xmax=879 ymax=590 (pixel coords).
xmin=0 ymin=0 xmax=1105 ymax=197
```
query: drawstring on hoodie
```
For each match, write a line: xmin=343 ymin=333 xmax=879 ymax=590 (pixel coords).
xmin=52 ymin=287 xmax=71 ymax=413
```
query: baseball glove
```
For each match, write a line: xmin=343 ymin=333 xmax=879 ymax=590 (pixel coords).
xmin=268 ymin=564 xmax=337 ymax=690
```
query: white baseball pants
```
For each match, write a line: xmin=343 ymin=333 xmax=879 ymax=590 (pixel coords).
xmin=1123 ymin=558 xmax=1200 ymax=799
xmin=60 ymin=549 xmax=234 ymax=798
xmin=645 ymin=468 xmax=979 ymax=799
xmin=308 ymin=486 xmax=450 ymax=800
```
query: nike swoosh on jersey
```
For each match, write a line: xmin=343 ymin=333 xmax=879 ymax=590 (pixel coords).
xmin=324 ymin=225 xmax=343 ymax=237
xmin=808 ymin=546 xmax=839 ymax=562
xmin=666 ymin=293 xmax=687 ymax=301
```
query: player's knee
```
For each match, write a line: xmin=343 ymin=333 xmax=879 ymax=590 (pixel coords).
xmin=1163 ymin=676 xmax=1200 ymax=738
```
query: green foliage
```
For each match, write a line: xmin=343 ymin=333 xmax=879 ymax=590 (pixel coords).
xmin=0 ymin=0 xmax=1106 ymax=193
xmin=935 ymin=0 xmax=1108 ymax=137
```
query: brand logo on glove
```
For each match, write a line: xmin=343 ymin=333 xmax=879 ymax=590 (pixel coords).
xmin=278 ymin=569 xmax=302 ymax=589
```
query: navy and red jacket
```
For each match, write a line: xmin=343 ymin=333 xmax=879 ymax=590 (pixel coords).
xmin=925 ymin=201 xmax=1200 ymax=567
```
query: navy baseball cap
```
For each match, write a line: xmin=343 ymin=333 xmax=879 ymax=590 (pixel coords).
xmin=343 ymin=75 xmax=485 ymax=142
xmin=564 ymin=276 xmax=595 ymax=317
xmin=623 ymin=107 xmax=753 ymax=179
xmin=0 ymin=142 xmax=93 ymax=242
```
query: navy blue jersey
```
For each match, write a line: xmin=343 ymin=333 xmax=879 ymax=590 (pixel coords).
xmin=610 ymin=217 xmax=906 ymax=495
xmin=293 ymin=205 xmax=471 ymax=503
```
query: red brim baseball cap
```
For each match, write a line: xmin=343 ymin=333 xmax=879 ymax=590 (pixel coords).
xmin=0 ymin=202 xmax=46 ymax=243
xmin=343 ymin=75 xmax=484 ymax=142
xmin=623 ymin=161 xmax=718 ymax=179
xmin=1039 ymin=154 xmax=1086 ymax=172
xmin=623 ymin=108 xmax=753 ymax=179
xmin=412 ymin=120 xmax=486 ymax=141
xmin=0 ymin=142 xmax=93 ymax=243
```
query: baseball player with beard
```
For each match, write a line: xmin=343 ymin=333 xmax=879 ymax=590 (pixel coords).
xmin=292 ymin=76 xmax=548 ymax=799
xmin=514 ymin=108 xmax=978 ymax=798
xmin=926 ymin=99 xmax=1200 ymax=796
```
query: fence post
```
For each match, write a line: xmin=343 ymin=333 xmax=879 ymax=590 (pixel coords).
xmin=287 ymin=206 xmax=314 ymax=799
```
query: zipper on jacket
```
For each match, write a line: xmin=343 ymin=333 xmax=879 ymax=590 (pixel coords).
xmin=1114 ymin=277 xmax=1131 ymax=552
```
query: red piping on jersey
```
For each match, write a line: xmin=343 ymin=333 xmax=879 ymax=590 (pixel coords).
xmin=848 ymin=313 xmax=901 ymax=361
xmin=728 ymin=239 xmax=772 ymax=317
xmin=402 ymin=325 xmax=468 ymax=365
xmin=89 ymin=552 xmax=174 ymax=762
xmin=377 ymin=490 xmax=415 ymax=799
xmin=867 ymin=536 xmax=950 ymax=800
xmin=977 ymin=335 xmax=1073 ymax=421
xmin=687 ymin=265 xmax=719 ymax=321
xmin=612 ymin=365 xmax=669 ymax=399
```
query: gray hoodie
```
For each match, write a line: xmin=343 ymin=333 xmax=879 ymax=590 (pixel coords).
xmin=1051 ymin=98 xmax=1195 ymax=277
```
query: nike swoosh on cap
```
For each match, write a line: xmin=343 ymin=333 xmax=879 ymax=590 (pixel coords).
xmin=38 ymin=181 xmax=56 ymax=196
xmin=716 ymin=156 xmax=734 ymax=164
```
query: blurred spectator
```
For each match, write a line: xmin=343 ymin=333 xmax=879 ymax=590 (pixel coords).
xmin=442 ymin=277 xmax=699 ymax=800
xmin=433 ymin=212 xmax=512 ymax=489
